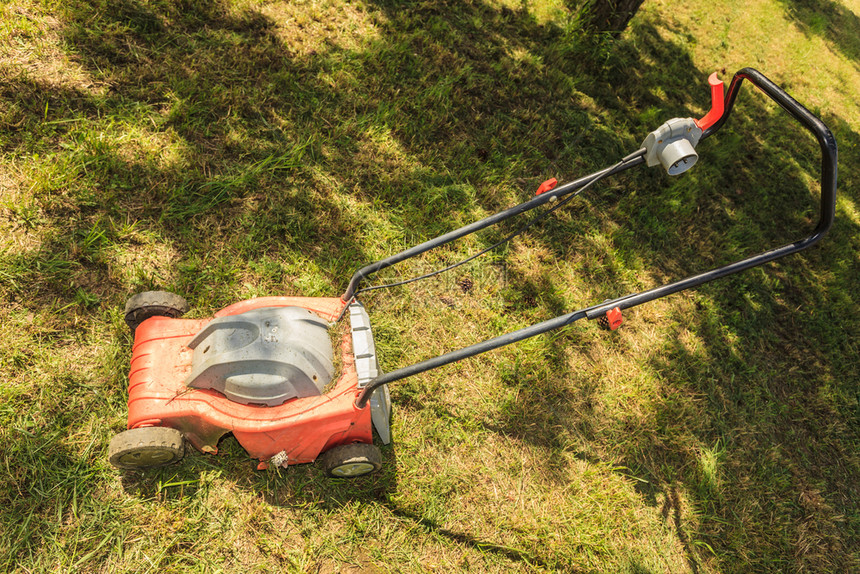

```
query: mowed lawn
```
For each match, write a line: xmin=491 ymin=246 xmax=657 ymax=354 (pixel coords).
xmin=0 ymin=0 xmax=858 ymax=572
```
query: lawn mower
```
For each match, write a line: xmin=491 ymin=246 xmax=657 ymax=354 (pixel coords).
xmin=108 ymin=68 xmax=837 ymax=478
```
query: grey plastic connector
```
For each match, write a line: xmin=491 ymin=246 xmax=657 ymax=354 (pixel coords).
xmin=185 ymin=306 xmax=334 ymax=406
xmin=642 ymin=118 xmax=703 ymax=175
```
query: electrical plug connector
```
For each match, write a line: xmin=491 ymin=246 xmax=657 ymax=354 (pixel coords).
xmin=642 ymin=118 xmax=703 ymax=175
xmin=642 ymin=72 xmax=725 ymax=176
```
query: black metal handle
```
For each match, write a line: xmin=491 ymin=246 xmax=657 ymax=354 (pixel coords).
xmin=708 ymin=67 xmax=837 ymax=234
xmin=585 ymin=68 xmax=838 ymax=320
xmin=355 ymin=68 xmax=838 ymax=410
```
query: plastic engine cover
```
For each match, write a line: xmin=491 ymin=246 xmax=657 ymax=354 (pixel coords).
xmin=185 ymin=306 xmax=334 ymax=406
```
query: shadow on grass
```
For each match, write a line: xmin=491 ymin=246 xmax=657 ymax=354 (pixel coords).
xmin=445 ymin=11 xmax=860 ymax=574
xmin=557 ymin=16 xmax=860 ymax=574
xmin=385 ymin=506 xmax=559 ymax=571
xmin=115 ymin=433 xmax=398 ymax=502
xmin=1 ymin=0 xmax=859 ymax=572
xmin=777 ymin=0 xmax=860 ymax=67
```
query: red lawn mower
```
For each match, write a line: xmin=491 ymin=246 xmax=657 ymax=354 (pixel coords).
xmin=108 ymin=69 xmax=837 ymax=478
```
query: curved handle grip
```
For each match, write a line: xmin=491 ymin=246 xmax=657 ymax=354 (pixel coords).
xmin=585 ymin=68 xmax=838 ymax=321
xmin=695 ymin=72 xmax=725 ymax=131
xmin=703 ymin=67 xmax=837 ymax=239
xmin=701 ymin=68 xmax=837 ymax=238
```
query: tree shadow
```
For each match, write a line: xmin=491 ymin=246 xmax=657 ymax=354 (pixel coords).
xmin=555 ymin=14 xmax=860 ymax=573
xmin=385 ymin=6 xmax=860 ymax=572
xmin=2 ymin=0 xmax=859 ymax=572
xmin=777 ymin=0 xmax=860 ymax=68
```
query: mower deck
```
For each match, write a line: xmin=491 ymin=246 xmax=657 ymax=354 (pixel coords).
xmin=124 ymin=297 xmax=385 ymax=469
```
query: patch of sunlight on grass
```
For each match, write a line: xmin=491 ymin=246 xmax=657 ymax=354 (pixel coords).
xmin=696 ymin=440 xmax=726 ymax=496
xmin=508 ymin=45 xmax=545 ymax=71
xmin=0 ymin=2 xmax=106 ymax=94
xmin=491 ymin=0 xmax=572 ymax=24
xmin=107 ymin=232 xmax=183 ymax=290
xmin=259 ymin=0 xmax=383 ymax=56
xmin=645 ymin=0 xmax=860 ymax=127
xmin=0 ymin=176 xmax=45 ymax=255
xmin=678 ymin=325 xmax=706 ymax=358
xmin=390 ymin=427 xmax=695 ymax=571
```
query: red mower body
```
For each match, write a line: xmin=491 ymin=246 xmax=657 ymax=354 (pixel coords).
xmin=125 ymin=297 xmax=374 ymax=469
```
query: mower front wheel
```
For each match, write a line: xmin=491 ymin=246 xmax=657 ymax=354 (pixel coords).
xmin=108 ymin=427 xmax=185 ymax=470
xmin=124 ymin=290 xmax=189 ymax=335
xmin=321 ymin=443 xmax=382 ymax=478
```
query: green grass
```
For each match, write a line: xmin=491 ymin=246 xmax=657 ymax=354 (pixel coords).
xmin=1 ymin=0 xmax=859 ymax=572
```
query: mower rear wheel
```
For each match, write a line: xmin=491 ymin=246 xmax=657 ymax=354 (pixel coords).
xmin=124 ymin=290 xmax=189 ymax=335
xmin=108 ymin=427 xmax=185 ymax=470
xmin=321 ymin=443 xmax=382 ymax=478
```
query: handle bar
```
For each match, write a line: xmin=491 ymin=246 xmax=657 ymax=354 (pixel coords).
xmin=356 ymin=68 xmax=838 ymax=409
xmin=585 ymin=67 xmax=837 ymax=320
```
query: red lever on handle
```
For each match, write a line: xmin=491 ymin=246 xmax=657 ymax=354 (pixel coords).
xmin=695 ymin=72 xmax=725 ymax=131
xmin=606 ymin=307 xmax=623 ymax=330
xmin=535 ymin=178 xmax=558 ymax=195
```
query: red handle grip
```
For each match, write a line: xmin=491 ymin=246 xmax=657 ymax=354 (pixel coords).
xmin=695 ymin=72 xmax=725 ymax=131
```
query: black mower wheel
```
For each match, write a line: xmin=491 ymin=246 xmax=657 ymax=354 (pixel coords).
xmin=321 ymin=443 xmax=382 ymax=478
xmin=108 ymin=427 xmax=185 ymax=470
xmin=124 ymin=290 xmax=189 ymax=335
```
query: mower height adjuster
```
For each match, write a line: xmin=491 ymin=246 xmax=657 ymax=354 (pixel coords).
xmin=598 ymin=307 xmax=623 ymax=331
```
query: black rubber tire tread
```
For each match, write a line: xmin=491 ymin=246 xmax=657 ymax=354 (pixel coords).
xmin=124 ymin=290 xmax=189 ymax=335
xmin=108 ymin=427 xmax=185 ymax=470
xmin=320 ymin=443 xmax=382 ymax=478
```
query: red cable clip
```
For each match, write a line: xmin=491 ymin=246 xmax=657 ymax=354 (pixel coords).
xmin=695 ymin=72 xmax=725 ymax=131
xmin=535 ymin=178 xmax=558 ymax=195
xmin=606 ymin=307 xmax=623 ymax=330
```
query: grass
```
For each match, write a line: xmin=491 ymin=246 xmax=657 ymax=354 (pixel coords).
xmin=1 ymin=0 xmax=859 ymax=572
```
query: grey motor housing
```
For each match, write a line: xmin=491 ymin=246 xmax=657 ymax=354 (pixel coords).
xmin=185 ymin=306 xmax=335 ymax=406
